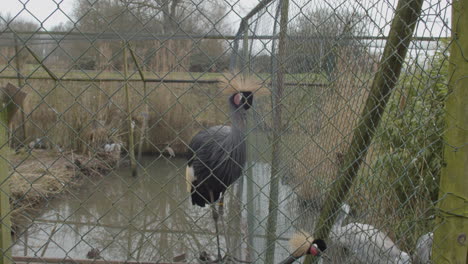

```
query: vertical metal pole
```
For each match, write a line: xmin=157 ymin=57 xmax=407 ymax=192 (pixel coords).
xmin=270 ymin=2 xmax=281 ymax=101
xmin=229 ymin=27 xmax=250 ymax=261
xmin=122 ymin=42 xmax=137 ymax=176
xmin=245 ymin=26 xmax=256 ymax=261
xmin=265 ymin=0 xmax=288 ymax=263
xmin=229 ymin=27 xmax=243 ymax=71
xmin=432 ymin=0 xmax=468 ymax=262
xmin=245 ymin=131 xmax=255 ymax=261
xmin=243 ymin=30 xmax=250 ymax=74
xmin=23 ymin=230 xmax=28 ymax=256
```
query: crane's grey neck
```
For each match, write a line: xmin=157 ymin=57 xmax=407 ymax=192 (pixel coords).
xmin=335 ymin=210 xmax=347 ymax=227
xmin=229 ymin=102 xmax=247 ymax=133
xmin=332 ymin=204 xmax=350 ymax=231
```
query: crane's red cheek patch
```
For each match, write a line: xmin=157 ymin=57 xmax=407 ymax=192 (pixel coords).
xmin=309 ymin=246 xmax=319 ymax=256
xmin=234 ymin=93 xmax=242 ymax=106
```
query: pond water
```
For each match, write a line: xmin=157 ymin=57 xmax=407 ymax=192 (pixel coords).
xmin=12 ymin=156 xmax=307 ymax=263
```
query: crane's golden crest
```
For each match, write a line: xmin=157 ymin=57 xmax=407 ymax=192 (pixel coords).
xmin=218 ymin=73 xmax=269 ymax=95
xmin=289 ymin=231 xmax=315 ymax=258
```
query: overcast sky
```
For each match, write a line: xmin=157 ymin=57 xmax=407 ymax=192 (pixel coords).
xmin=2 ymin=0 xmax=75 ymax=28
xmin=1 ymin=0 xmax=450 ymax=40
xmin=1 ymin=0 xmax=259 ymax=31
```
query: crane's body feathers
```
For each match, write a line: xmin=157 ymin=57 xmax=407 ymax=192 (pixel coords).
xmin=331 ymin=204 xmax=412 ymax=264
xmin=187 ymin=125 xmax=246 ymax=207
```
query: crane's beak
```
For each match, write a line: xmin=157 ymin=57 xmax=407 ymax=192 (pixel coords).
xmin=242 ymin=92 xmax=253 ymax=110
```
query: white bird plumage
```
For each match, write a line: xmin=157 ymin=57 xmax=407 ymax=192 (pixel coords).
xmin=104 ymin=143 xmax=122 ymax=153
xmin=414 ymin=232 xmax=432 ymax=264
xmin=330 ymin=203 xmax=412 ymax=264
xmin=164 ymin=146 xmax=175 ymax=158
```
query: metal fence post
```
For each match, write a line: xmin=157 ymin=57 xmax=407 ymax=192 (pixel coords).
xmin=244 ymin=25 xmax=256 ymax=262
xmin=432 ymin=0 xmax=468 ymax=262
xmin=265 ymin=0 xmax=288 ymax=263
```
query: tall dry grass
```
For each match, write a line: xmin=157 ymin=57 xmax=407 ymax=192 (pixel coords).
xmin=283 ymin=49 xmax=371 ymax=203
xmin=2 ymin=79 xmax=228 ymax=155
xmin=277 ymin=46 xmax=442 ymax=253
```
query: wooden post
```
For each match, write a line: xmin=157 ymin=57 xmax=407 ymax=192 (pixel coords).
xmin=304 ymin=0 xmax=424 ymax=263
xmin=0 ymin=83 xmax=26 ymax=264
xmin=432 ymin=0 xmax=468 ymax=263
xmin=265 ymin=0 xmax=289 ymax=263
xmin=128 ymin=46 xmax=149 ymax=163
xmin=0 ymin=104 xmax=12 ymax=264
xmin=122 ymin=42 xmax=137 ymax=177
xmin=14 ymin=37 xmax=27 ymax=143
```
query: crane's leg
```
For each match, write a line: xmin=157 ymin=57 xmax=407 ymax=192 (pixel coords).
xmin=218 ymin=195 xmax=231 ymax=259
xmin=209 ymin=191 xmax=222 ymax=261
xmin=218 ymin=195 xmax=224 ymax=217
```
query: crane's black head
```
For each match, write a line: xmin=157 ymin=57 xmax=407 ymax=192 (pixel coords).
xmin=310 ymin=239 xmax=327 ymax=256
xmin=230 ymin=92 xmax=253 ymax=110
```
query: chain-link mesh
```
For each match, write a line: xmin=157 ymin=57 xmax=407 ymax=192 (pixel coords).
xmin=0 ymin=0 xmax=463 ymax=263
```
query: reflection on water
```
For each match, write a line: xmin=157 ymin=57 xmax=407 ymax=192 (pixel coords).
xmin=13 ymin=156 xmax=302 ymax=263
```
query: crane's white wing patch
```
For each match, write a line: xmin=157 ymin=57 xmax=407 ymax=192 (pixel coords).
xmin=185 ymin=165 xmax=195 ymax=192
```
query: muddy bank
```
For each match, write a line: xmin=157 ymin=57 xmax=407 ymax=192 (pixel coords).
xmin=8 ymin=149 xmax=120 ymax=225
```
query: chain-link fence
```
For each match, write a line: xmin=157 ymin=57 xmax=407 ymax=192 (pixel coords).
xmin=0 ymin=0 xmax=465 ymax=263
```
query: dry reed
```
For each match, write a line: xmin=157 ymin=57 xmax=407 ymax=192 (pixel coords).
xmin=1 ymin=78 xmax=228 ymax=155
xmin=286 ymin=49 xmax=371 ymax=202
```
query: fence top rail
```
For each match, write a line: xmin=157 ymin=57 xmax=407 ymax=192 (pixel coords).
xmin=0 ymin=30 xmax=448 ymax=42
xmin=0 ymin=75 xmax=328 ymax=87
xmin=12 ymin=256 xmax=189 ymax=264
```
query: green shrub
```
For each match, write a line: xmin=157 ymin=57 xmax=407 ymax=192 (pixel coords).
xmin=364 ymin=41 xmax=449 ymax=250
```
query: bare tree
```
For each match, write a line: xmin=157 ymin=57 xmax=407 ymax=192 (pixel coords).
xmin=287 ymin=7 xmax=368 ymax=76
xmin=119 ymin=0 xmax=228 ymax=34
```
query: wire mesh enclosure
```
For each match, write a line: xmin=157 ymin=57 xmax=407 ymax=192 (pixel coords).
xmin=0 ymin=0 xmax=465 ymax=263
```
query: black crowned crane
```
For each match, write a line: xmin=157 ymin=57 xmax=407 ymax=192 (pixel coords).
xmin=185 ymin=74 xmax=261 ymax=260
